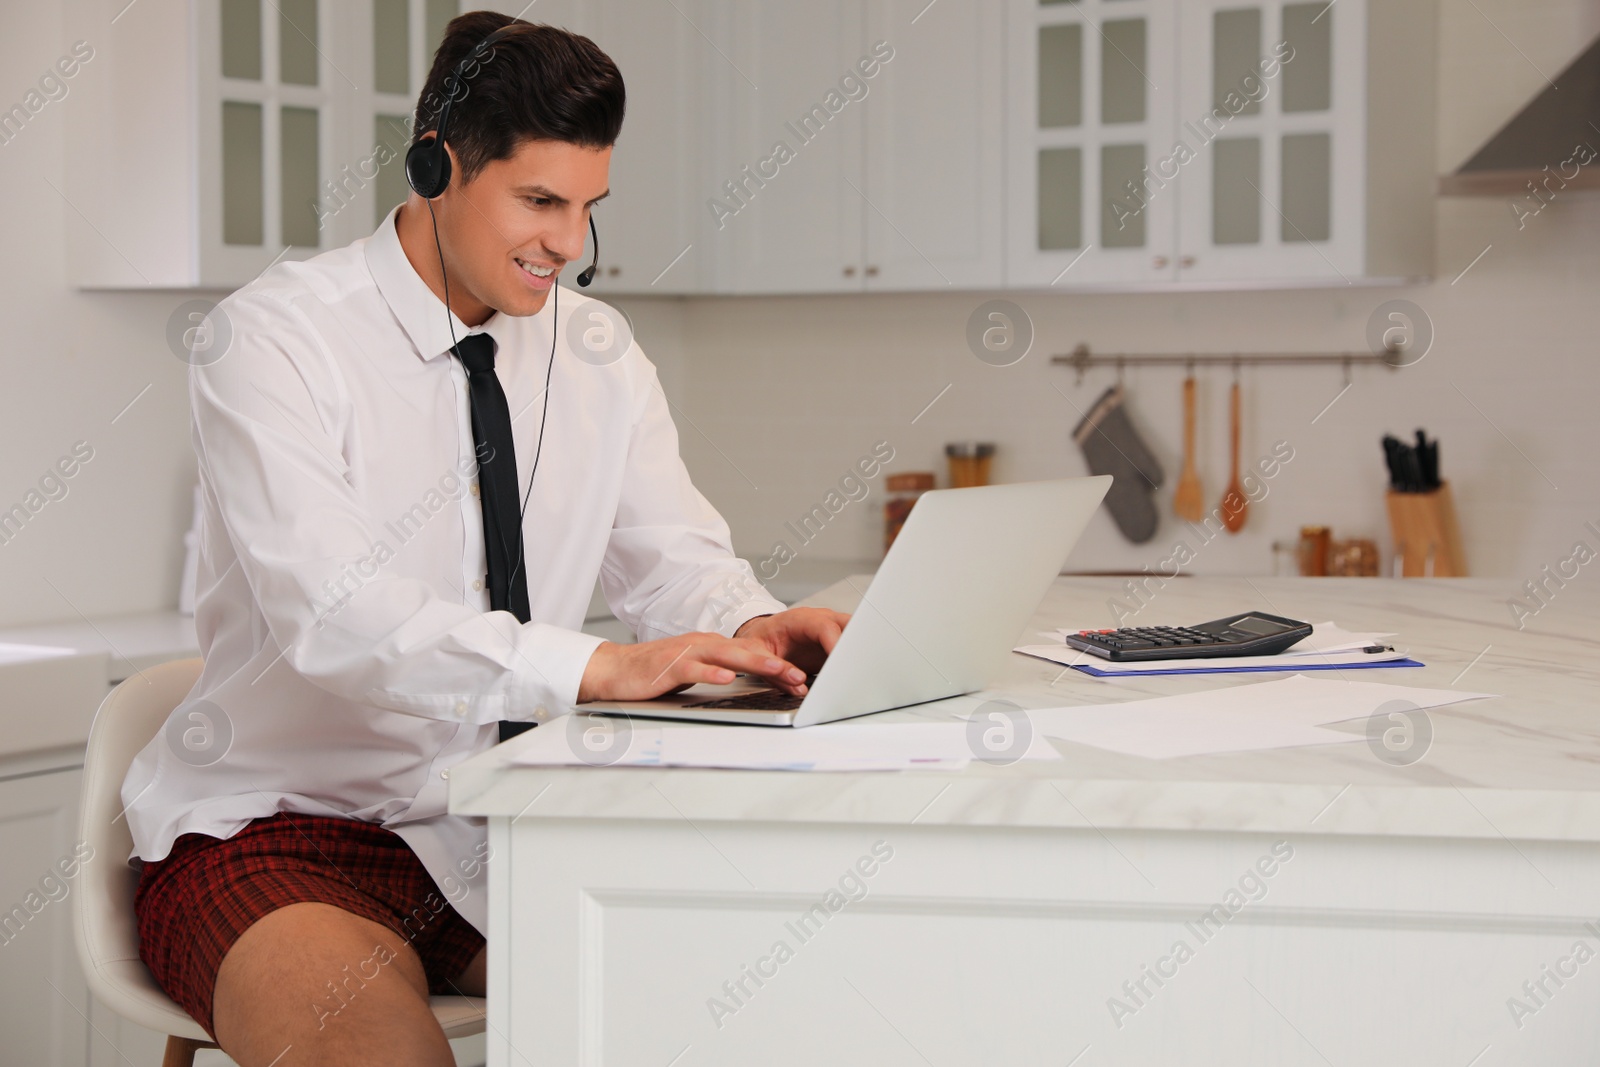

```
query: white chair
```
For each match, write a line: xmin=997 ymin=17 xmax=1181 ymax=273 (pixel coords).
xmin=73 ymin=657 xmax=487 ymax=1066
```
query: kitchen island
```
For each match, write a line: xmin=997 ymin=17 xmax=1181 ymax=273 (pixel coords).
xmin=450 ymin=576 xmax=1600 ymax=1066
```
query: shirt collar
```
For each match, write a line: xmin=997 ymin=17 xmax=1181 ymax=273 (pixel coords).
xmin=366 ymin=204 xmax=515 ymax=363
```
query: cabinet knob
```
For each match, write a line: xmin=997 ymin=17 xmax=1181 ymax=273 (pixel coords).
xmin=607 ymin=266 xmax=620 ymax=277
xmin=843 ymin=266 xmax=857 ymax=277
xmin=1153 ymin=256 xmax=1170 ymax=269
xmin=865 ymin=265 xmax=879 ymax=277
xmin=1180 ymin=255 xmax=1196 ymax=268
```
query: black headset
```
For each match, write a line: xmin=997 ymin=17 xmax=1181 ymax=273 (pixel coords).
xmin=404 ymin=24 xmax=600 ymax=286
xmin=404 ymin=21 xmax=601 ymax=603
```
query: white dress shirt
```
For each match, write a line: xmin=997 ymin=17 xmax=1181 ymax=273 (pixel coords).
xmin=123 ymin=207 xmax=785 ymax=933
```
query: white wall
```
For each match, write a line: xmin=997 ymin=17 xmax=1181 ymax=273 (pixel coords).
xmin=1 ymin=0 xmax=1594 ymax=632
xmin=631 ymin=0 xmax=1600 ymax=584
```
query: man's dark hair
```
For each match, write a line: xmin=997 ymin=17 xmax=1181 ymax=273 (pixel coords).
xmin=412 ymin=10 xmax=625 ymax=183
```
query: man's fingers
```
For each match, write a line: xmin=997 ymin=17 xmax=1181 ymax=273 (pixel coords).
xmin=672 ymin=640 xmax=806 ymax=693
xmin=815 ymin=611 xmax=848 ymax=654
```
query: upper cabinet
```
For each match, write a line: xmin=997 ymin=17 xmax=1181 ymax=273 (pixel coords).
xmin=701 ymin=0 xmax=1005 ymax=294
xmin=1006 ymin=0 xmax=1178 ymax=287
xmin=68 ymin=0 xmax=1433 ymax=292
xmin=1006 ymin=0 xmax=1435 ymax=289
xmin=525 ymin=0 xmax=709 ymax=294
xmin=68 ymin=0 xmax=458 ymax=289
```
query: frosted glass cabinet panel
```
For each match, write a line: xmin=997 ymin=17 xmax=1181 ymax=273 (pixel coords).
xmin=203 ymin=0 xmax=334 ymax=280
xmin=1006 ymin=0 xmax=1178 ymax=286
xmin=1175 ymin=0 xmax=1362 ymax=283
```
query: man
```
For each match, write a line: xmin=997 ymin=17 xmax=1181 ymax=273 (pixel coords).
xmin=123 ymin=12 xmax=847 ymax=1066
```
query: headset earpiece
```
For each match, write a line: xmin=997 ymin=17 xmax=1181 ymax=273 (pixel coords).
xmin=404 ymin=131 xmax=452 ymax=200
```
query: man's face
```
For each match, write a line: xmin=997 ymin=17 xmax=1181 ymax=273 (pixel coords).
xmin=439 ymin=138 xmax=611 ymax=319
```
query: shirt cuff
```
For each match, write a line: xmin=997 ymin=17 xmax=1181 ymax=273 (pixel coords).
xmin=510 ymin=623 xmax=609 ymax=721
xmin=716 ymin=595 xmax=789 ymax=640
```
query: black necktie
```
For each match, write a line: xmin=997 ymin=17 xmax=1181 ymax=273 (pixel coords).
xmin=452 ymin=333 xmax=535 ymax=741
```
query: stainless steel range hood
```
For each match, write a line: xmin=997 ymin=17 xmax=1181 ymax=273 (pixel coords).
xmin=1439 ymin=34 xmax=1600 ymax=196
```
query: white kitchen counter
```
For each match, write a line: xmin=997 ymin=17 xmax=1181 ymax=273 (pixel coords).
xmin=0 ymin=610 xmax=199 ymax=686
xmin=454 ymin=576 xmax=1600 ymax=843
xmin=449 ymin=577 xmax=1600 ymax=1067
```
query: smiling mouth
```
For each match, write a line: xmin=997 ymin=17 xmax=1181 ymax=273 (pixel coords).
xmin=514 ymin=257 xmax=558 ymax=280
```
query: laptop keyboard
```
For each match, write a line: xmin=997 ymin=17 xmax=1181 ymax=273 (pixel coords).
xmin=682 ymin=688 xmax=806 ymax=711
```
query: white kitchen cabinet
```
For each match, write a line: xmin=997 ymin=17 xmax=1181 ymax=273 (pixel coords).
xmin=0 ymin=763 xmax=90 ymax=1067
xmin=67 ymin=0 xmax=459 ymax=289
xmin=532 ymin=0 xmax=710 ymax=295
xmin=710 ymin=0 xmax=1006 ymax=293
xmin=711 ymin=0 xmax=867 ymax=293
xmin=1006 ymin=0 xmax=1434 ymax=289
xmin=1006 ymin=0 xmax=1180 ymax=287
xmin=862 ymin=0 xmax=1006 ymax=291
xmin=1173 ymin=0 xmax=1434 ymax=284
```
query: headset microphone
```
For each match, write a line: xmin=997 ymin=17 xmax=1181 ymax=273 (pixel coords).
xmin=576 ymin=215 xmax=599 ymax=286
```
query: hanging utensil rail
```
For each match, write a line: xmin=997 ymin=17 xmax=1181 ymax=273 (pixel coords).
xmin=1052 ymin=342 xmax=1403 ymax=378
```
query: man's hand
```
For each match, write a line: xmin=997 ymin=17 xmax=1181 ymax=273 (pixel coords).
xmin=575 ymin=608 xmax=851 ymax=705
xmin=732 ymin=607 xmax=851 ymax=677
xmin=578 ymin=631 xmax=808 ymax=704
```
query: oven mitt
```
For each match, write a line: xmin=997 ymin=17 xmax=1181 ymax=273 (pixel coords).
xmin=1072 ymin=385 xmax=1164 ymax=544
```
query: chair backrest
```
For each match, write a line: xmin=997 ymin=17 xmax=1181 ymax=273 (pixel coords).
xmin=73 ymin=657 xmax=209 ymax=1036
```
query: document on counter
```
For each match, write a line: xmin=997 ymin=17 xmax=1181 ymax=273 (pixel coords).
xmin=508 ymin=718 xmax=1061 ymax=771
xmin=1018 ymin=621 xmax=1417 ymax=676
xmin=1023 ymin=673 xmax=1495 ymax=760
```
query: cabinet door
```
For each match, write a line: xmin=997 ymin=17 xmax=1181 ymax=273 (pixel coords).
xmin=196 ymin=0 xmax=343 ymax=285
xmin=860 ymin=0 xmax=1004 ymax=290
xmin=717 ymin=0 xmax=867 ymax=293
xmin=575 ymin=0 xmax=707 ymax=294
xmin=1006 ymin=0 xmax=1177 ymax=287
xmin=347 ymin=0 xmax=462 ymax=244
xmin=0 ymin=766 xmax=89 ymax=1067
xmin=1175 ymin=0 xmax=1364 ymax=283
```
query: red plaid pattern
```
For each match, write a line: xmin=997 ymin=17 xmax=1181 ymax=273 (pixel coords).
xmin=134 ymin=811 xmax=485 ymax=1038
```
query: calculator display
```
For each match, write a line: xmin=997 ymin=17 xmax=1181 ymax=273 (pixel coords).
xmin=1230 ymin=615 xmax=1289 ymax=636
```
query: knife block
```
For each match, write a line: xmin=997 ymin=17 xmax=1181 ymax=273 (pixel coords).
xmin=1385 ymin=481 xmax=1466 ymax=577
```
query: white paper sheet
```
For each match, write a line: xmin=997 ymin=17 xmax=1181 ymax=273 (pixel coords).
xmin=1014 ymin=643 xmax=1409 ymax=673
xmin=1023 ymin=674 xmax=1494 ymax=760
xmin=1028 ymin=621 xmax=1404 ymax=674
xmin=508 ymin=717 xmax=1058 ymax=771
xmin=1048 ymin=621 xmax=1396 ymax=657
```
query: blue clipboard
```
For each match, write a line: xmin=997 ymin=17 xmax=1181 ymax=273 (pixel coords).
xmin=1068 ymin=658 xmax=1425 ymax=678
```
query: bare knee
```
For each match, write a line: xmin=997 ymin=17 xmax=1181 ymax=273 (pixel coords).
xmin=212 ymin=902 xmax=451 ymax=1067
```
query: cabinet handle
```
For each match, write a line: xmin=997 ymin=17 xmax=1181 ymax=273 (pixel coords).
xmin=607 ymin=266 xmax=620 ymax=277
xmin=1180 ymin=255 xmax=1196 ymax=268
xmin=865 ymin=265 xmax=879 ymax=277
xmin=1153 ymin=256 xmax=1170 ymax=269
xmin=843 ymin=266 xmax=857 ymax=277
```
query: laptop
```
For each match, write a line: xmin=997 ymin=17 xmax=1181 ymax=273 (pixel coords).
xmin=581 ymin=476 xmax=1111 ymax=727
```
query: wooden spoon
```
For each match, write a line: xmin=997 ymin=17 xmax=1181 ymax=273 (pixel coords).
xmin=1220 ymin=380 xmax=1248 ymax=532
xmin=1172 ymin=375 xmax=1203 ymax=522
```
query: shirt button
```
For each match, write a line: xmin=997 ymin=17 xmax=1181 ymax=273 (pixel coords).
xmin=534 ymin=705 xmax=548 ymax=721
xmin=454 ymin=701 xmax=467 ymax=717
xmin=470 ymin=483 xmax=480 ymax=497
xmin=441 ymin=769 xmax=449 ymax=780
xmin=472 ymin=578 xmax=484 ymax=592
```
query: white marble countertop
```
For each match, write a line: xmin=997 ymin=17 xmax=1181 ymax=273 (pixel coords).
xmin=0 ymin=610 xmax=199 ymax=685
xmin=451 ymin=576 xmax=1600 ymax=844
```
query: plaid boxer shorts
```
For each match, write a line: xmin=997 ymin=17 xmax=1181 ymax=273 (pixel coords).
xmin=133 ymin=811 xmax=485 ymax=1039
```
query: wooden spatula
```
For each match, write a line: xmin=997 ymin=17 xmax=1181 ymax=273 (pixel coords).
xmin=1220 ymin=380 xmax=1248 ymax=532
xmin=1173 ymin=376 xmax=1203 ymax=522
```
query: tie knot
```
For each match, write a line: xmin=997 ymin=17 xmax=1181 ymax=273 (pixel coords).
xmin=453 ymin=333 xmax=497 ymax=374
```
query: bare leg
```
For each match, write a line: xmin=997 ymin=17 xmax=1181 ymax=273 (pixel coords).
xmin=211 ymin=902 xmax=453 ymax=1067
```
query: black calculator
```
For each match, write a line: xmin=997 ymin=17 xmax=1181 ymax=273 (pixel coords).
xmin=1063 ymin=611 xmax=1314 ymax=662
